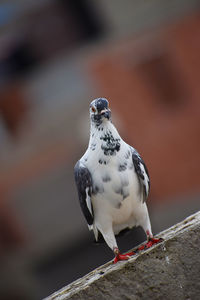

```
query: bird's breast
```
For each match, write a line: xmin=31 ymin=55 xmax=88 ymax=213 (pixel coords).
xmin=88 ymin=147 xmax=139 ymax=210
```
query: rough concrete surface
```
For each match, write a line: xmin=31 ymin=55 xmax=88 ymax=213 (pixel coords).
xmin=45 ymin=211 xmax=200 ymax=300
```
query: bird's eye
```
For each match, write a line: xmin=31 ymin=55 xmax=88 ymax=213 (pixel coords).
xmin=91 ymin=106 xmax=96 ymax=113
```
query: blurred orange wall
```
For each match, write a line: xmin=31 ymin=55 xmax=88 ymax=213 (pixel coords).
xmin=89 ymin=12 xmax=200 ymax=202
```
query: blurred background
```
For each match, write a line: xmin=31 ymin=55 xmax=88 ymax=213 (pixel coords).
xmin=0 ymin=0 xmax=200 ymax=299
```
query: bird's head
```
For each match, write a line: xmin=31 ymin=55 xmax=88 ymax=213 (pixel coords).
xmin=89 ymin=98 xmax=111 ymax=125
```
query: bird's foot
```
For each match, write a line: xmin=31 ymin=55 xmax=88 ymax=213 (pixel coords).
xmin=113 ymin=253 xmax=131 ymax=264
xmin=137 ymin=237 xmax=163 ymax=251
xmin=113 ymin=248 xmax=136 ymax=264
xmin=126 ymin=250 xmax=136 ymax=256
xmin=145 ymin=237 xmax=163 ymax=248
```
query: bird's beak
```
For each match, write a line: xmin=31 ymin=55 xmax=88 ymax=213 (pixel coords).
xmin=100 ymin=109 xmax=111 ymax=120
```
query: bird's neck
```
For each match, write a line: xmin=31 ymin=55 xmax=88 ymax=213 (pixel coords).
xmin=89 ymin=120 xmax=121 ymax=145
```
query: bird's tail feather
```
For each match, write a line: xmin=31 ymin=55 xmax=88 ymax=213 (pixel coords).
xmin=88 ymin=224 xmax=99 ymax=241
xmin=93 ymin=225 xmax=98 ymax=241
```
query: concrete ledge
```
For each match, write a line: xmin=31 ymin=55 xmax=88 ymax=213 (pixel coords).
xmin=45 ymin=211 xmax=200 ymax=300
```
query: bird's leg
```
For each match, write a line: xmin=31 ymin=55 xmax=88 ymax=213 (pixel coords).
xmin=100 ymin=228 xmax=134 ymax=263
xmin=137 ymin=230 xmax=163 ymax=251
xmin=113 ymin=247 xmax=131 ymax=264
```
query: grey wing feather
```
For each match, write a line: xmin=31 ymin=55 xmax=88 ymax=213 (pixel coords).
xmin=74 ymin=160 xmax=93 ymax=225
xmin=130 ymin=147 xmax=150 ymax=202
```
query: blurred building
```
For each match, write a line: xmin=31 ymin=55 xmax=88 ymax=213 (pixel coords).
xmin=90 ymin=12 xmax=200 ymax=202
xmin=0 ymin=1 xmax=200 ymax=299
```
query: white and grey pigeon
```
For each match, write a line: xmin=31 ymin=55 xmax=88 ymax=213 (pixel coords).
xmin=74 ymin=98 xmax=162 ymax=263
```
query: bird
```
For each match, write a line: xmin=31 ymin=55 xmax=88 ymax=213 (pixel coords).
xmin=74 ymin=98 xmax=162 ymax=263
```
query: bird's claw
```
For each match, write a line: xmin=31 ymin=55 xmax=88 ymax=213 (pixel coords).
xmin=113 ymin=251 xmax=136 ymax=264
xmin=145 ymin=237 xmax=163 ymax=248
xmin=113 ymin=253 xmax=130 ymax=264
xmin=137 ymin=237 xmax=163 ymax=252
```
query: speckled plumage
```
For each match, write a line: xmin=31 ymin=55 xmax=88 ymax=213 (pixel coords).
xmin=74 ymin=98 xmax=152 ymax=254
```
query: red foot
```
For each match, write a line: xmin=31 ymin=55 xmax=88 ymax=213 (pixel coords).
xmin=126 ymin=251 xmax=136 ymax=256
xmin=113 ymin=253 xmax=130 ymax=264
xmin=137 ymin=244 xmax=145 ymax=251
xmin=145 ymin=237 xmax=163 ymax=248
xmin=113 ymin=251 xmax=136 ymax=263
xmin=137 ymin=237 xmax=163 ymax=252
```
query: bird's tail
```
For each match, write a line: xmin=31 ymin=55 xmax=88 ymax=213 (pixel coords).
xmin=88 ymin=224 xmax=98 ymax=241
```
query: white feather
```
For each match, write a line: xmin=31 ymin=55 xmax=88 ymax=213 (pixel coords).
xmin=85 ymin=187 xmax=92 ymax=215
xmin=139 ymin=162 xmax=149 ymax=196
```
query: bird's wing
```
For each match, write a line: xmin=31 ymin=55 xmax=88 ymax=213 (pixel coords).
xmin=74 ymin=160 xmax=94 ymax=226
xmin=130 ymin=147 xmax=150 ymax=202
